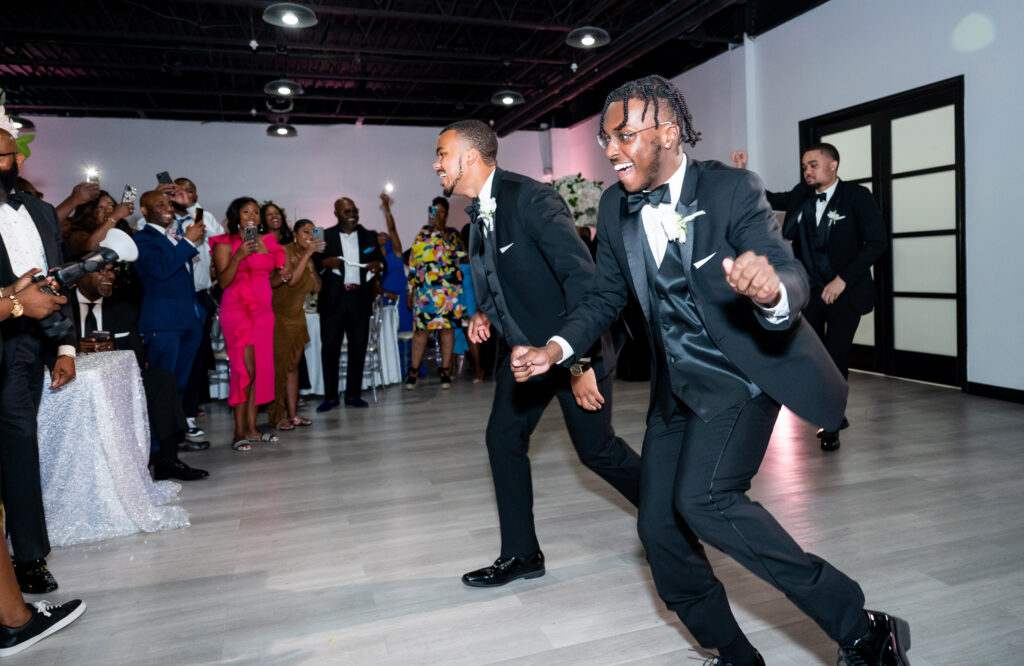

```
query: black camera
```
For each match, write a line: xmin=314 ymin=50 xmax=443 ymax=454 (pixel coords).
xmin=33 ymin=229 xmax=138 ymax=340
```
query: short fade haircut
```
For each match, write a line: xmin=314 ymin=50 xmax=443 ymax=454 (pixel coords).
xmin=600 ymin=74 xmax=701 ymax=148
xmin=441 ymin=119 xmax=498 ymax=165
xmin=803 ymin=143 xmax=840 ymax=165
xmin=431 ymin=196 xmax=449 ymax=212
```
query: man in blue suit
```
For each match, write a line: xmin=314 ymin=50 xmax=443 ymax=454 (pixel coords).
xmin=133 ymin=190 xmax=206 ymax=397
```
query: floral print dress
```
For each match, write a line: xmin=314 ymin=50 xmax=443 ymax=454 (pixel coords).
xmin=408 ymin=225 xmax=466 ymax=330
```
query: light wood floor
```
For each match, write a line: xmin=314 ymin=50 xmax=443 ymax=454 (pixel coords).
xmin=17 ymin=371 xmax=1024 ymax=665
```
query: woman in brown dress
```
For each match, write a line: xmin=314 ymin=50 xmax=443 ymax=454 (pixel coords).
xmin=268 ymin=218 xmax=324 ymax=430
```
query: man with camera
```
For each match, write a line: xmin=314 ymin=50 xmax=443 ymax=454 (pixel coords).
xmin=0 ymin=128 xmax=77 ymax=594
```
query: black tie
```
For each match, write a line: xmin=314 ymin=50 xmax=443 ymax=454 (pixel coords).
xmin=813 ymin=192 xmax=826 ymax=202
xmin=4 ymin=191 xmax=25 ymax=210
xmin=465 ymin=197 xmax=481 ymax=222
xmin=84 ymin=302 xmax=98 ymax=338
xmin=625 ymin=184 xmax=671 ymax=214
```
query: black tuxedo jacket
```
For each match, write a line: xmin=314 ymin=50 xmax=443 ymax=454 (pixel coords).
xmin=557 ymin=159 xmax=847 ymax=430
xmin=468 ymin=168 xmax=614 ymax=378
xmin=70 ymin=289 xmax=145 ymax=366
xmin=769 ymin=180 xmax=887 ymax=315
xmin=0 ymin=194 xmax=76 ymax=351
xmin=314 ymin=224 xmax=384 ymax=316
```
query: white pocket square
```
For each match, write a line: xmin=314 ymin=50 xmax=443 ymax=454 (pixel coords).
xmin=499 ymin=243 xmax=514 ymax=254
xmin=114 ymin=332 xmax=130 ymax=339
xmin=693 ymin=252 xmax=716 ymax=269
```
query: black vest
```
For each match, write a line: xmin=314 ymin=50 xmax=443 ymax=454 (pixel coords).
xmin=798 ymin=197 xmax=834 ymax=287
xmin=643 ymin=234 xmax=760 ymax=422
xmin=473 ymin=220 xmax=530 ymax=348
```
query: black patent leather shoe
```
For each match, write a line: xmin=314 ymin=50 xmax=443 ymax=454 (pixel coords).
xmin=692 ymin=647 xmax=765 ymax=666
xmin=462 ymin=551 xmax=545 ymax=587
xmin=13 ymin=558 xmax=58 ymax=594
xmin=819 ymin=430 xmax=840 ymax=451
xmin=153 ymin=460 xmax=209 ymax=481
xmin=838 ymin=609 xmax=911 ymax=666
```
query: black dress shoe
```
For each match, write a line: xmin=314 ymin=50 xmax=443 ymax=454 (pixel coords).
xmin=462 ymin=551 xmax=545 ymax=587
xmin=178 ymin=439 xmax=210 ymax=452
xmin=316 ymin=398 xmax=340 ymax=413
xmin=838 ymin=609 xmax=911 ymax=666
xmin=13 ymin=559 xmax=58 ymax=594
xmin=153 ymin=460 xmax=209 ymax=481
xmin=819 ymin=430 xmax=840 ymax=451
xmin=344 ymin=397 xmax=369 ymax=408
xmin=694 ymin=649 xmax=765 ymax=666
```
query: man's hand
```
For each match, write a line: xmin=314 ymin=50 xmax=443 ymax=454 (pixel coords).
xmin=320 ymin=256 xmax=342 ymax=270
xmin=821 ymin=276 xmax=846 ymax=305
xmin=570 ymin=368 xmax=605 ymax=411
xmin=17 ymin=280 xmax=67 ymax=319
xmin=70 ymin=181 xmax=100 ymax=206
xmin=184 ymin=220 xmax=205 ymax=243
xmin=8 ymin=268 xmax=43 ymax=296
xmin=366 ymin=261 xmax=384 ymax=275
xmin=730 ymin=150 xmax=749 ymax=169
xmin=722 ymin=252 xmax=781 ymax=306
xmin=49 ymin=355 xmax=76 ymax=390
xmin=157 ymin=182 xmax=177 ymax=198
xmin=510 ymin=342 xmax=563 ymax=382
xmin=467 ymin=311 xmax=491 ymax=343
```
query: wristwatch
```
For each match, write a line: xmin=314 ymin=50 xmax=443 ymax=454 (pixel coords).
xmin=569 ymin=359 xmax=590 ymax=376
xmin=7 ymin=294 xmax=23 ymax=318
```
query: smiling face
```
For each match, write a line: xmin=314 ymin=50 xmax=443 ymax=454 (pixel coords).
xmin=601 ymin=97 xmax=682 ymax=193
xmin=334 ymin=198 xmax=359 ymax=232
xmin=239 ymin=201 xmax=261 ymax=228
xmin=140 ymin=191 xmax=174 ymax=227
xmin=93 ymin=194 xmax=115 ymax=224
xmin=296 ymin=223 xmax=314 ymax=245
xmin=263 ymin=204 xmax=283 ymax=231
xmin=434 ymin=130 xmax=470 ymax=198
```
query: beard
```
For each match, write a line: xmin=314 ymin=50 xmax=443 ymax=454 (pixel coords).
xmin=442 ymin=157 xmax=463 ymax=198
xmin=0 ymin=160 xmax=19 ymax=201
xmin=636 ymin=143 xmax=663 ymax=192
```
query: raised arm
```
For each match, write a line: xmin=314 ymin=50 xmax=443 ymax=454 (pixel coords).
xmin=380 ymin=193 xmax=403 ymax=255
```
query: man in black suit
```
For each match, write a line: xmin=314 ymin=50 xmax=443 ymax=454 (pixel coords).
xmin=732 ymin=146 xmax=887 ymax=450
xmin=314 ymin=197 xmax=385 ymax=410
xmin=0 ymin=128 xmax=77 ymax=594
xmin=433 ymin=119 xmax=641 ymax=587
xmin=71 ymin=265 xmax=208 ymax=481
xmin=512 ymin=77 xmax=908 ymax=666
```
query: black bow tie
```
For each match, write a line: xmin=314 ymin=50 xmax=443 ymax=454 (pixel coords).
xmin=3 ymin=191 xmax=25 ymax=210
xmin=813 ymin=192 xmax=827 ymax=202
xmin=625 ymin=184 xmax=671 ymax=214
xmin=465 ymin=197 xmax=480 ymax=222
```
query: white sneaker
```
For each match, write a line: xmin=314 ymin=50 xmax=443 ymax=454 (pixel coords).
xmin=186 ymin=417 xmax=205 ymax=437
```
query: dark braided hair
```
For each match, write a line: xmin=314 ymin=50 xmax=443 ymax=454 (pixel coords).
xmin=599 ymin=75 xmax=701 ymax=148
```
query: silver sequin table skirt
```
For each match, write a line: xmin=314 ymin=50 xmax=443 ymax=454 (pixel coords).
xmin=38 ymin=350 xmax=190 ymax=547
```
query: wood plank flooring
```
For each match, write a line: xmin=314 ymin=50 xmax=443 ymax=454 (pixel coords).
xmin=16 ymin=371 xmax=1024 ymax=665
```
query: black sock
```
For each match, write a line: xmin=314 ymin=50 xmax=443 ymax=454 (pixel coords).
xmin=842 ymin=612 xmax=871 ymax=646
xmin=718 ymin=633 xmax=758 ymax=665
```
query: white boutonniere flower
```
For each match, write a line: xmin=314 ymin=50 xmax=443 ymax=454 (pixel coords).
xmin=826 ymin=210 xmax=846 ymax=226
xmin=662 ymin=209 xmax=705 ymax=243
xmin=478 ymin=196 xmax=497 ymax=230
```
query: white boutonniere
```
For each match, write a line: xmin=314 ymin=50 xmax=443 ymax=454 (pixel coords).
xmin=662 ymin=209 xmax=705 ymax=243
xmin=478 ymin=196 xmax=496 ymax=231
xmin=826 ymin=210 xmax=846 ymax=226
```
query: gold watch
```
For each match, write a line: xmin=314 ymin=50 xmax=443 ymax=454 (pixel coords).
xmin=8 ymin=294 xmax=24 ymax=318
xmin=569 ymin=360 xmax=589 ymax=376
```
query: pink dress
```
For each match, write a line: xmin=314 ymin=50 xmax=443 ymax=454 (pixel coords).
xmin=210 ymin=233 xmax=286 ymax=406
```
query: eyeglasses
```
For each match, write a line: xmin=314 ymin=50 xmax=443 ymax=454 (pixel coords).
xmin=597 ymin=122 xmax=673 ymax=150
xmin=0 ymin=151 xmax=18 ymax=159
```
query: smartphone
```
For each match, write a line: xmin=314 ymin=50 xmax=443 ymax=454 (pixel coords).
xmin=311 ymin=227 xmax=324 ymax=242
xmin=194 ymin=207 xmax=204 ymax=225
xmin=156 ymin=171 xmax=173 ymax=185
xmin=428 ymin=205 xmax=438 ymax=216
xmin=243 ymin=226 xmax=258 ymax=243
xmin=86 ymin=170 xmax=100 ymax=185
xmin=120 ymin=184 xmax=137 ymax=204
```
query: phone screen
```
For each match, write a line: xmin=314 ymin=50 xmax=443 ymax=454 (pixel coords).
xmin=194 ymin=207 xmax=204 ymax=224
xmin=156 ymin=171 xmax=173 ymax=185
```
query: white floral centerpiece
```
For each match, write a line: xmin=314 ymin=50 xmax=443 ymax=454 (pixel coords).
xmin=551 ymin=173 xmax=603 ymax=228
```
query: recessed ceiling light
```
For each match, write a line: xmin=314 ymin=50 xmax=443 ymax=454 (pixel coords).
xmin=266 ymin=123 xmax=297 ymax=138
xmin=491 ymin=90 xmax=524 ymax=107
xmin=262 ymin=3 xmax=318 ymax=29
xmin=566 ymin=26 xmax=610 ymax=49
xmin=264 ymin=79 xmax=304 ymax=97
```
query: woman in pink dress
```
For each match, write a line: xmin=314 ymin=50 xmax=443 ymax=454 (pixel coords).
xmin=211 ymin=196 xmax=288 ymax=450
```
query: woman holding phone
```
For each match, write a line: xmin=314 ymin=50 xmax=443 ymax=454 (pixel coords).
xmin=211 ymin=196 xmax=287 ymax=450
xmin=268 ymin=219 xmax=324 ymax=430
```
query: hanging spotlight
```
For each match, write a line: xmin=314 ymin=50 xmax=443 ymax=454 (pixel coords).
xmin=491 ymin=90 xmax=525 ymax=107
xmin=264 ymin=78 xmax=304 ymax=96
xmin=262 ymin=3 xmax=318 ymax=29
xmin=566 ymin=26 xmax=610 ymax=49
xmin=266 ymin=123 xmax=297 ymax=138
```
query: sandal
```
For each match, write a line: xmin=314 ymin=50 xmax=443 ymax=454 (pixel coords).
xmin=276 ymin=419 xmax=296 ymax=431
xmin=292 ymin=416 xmax=311 ymax=426
xmin=259 ymin=432 xmax=279 ymax=442
xmin=232 ymin=439 xmax=252 ymax=451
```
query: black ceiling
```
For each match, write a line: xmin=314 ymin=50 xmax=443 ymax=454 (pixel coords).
xmin=0 ymin=0 xmax=826 ymax=135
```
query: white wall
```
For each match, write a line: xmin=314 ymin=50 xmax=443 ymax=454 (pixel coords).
xmin=560 ymin=0 xmax=1021 ymax=391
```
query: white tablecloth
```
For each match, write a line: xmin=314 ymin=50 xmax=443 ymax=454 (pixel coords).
xmin=302 ymin=306 xmax=401 ymax=394
xmin=38 ymin=351 xmax=190 ymax=547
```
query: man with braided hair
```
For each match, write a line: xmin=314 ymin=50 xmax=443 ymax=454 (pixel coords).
xmin=511 ymin=76 xmax=910 ymax=666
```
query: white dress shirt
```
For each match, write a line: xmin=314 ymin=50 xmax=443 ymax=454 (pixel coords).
xmin=814 ymin=179 xmax=839 ymax=226
xmin=477 ymin=168 xmax=498 ymax=236
xmin=168 ymin=204 xmax=223 ymax=291
xmin=332 ymin=229 xmax=363 ymax=285
xmin=77 ymin=289 xmax=103 ymax=335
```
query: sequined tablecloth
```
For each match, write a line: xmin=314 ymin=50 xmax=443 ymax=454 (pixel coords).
xmin=38 ymin=350 xmax=190 ymax=547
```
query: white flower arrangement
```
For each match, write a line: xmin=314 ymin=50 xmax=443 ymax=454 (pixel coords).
xmin=551 ymin=173 xmax=604 ymax=227
xmin=826 ymin=210 xmax=846 ymax=226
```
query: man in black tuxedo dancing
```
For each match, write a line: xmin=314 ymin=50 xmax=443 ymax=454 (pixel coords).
xmin=511 ymin=76 xmax=909 ymax=666
xmin=732 ymin=147 xmax=887 ymax=450
xmin=434 ymin=120 xmax=641 ymax=587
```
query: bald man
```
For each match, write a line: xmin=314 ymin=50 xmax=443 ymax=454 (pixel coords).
xmin=313 ymin=197 xmax=384 ymax=410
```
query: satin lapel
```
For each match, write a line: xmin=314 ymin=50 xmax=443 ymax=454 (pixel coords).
xmin=491 ymin=168 xmax=507 ymax=248
xmin=28 ymin=202 xmax=60 ymax=267
xmin=618 ymin=196 xmax=650 ymax=322
xmin=821 ymin=180 xmax=842 ymax=246
xmin=674 ymin=159 xmax=702 ymax=277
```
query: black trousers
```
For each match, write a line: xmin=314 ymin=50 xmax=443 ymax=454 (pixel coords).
xmin=485 ymin=355 xmax=641 ymax=557
xmin=802 ymin=291 xmax=861 ymax=379
xmin=182 ymin=289 xmax=217 ymax=417
xmin=639 ymin=393 xmax=866 ymax=649
xmin=320 ymin=290 xmax=370 ymax=400
xmin=142 ymin=368 xmax=187 ymax=468
xmin=0 ymin=332 xmax=50 ymax=563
